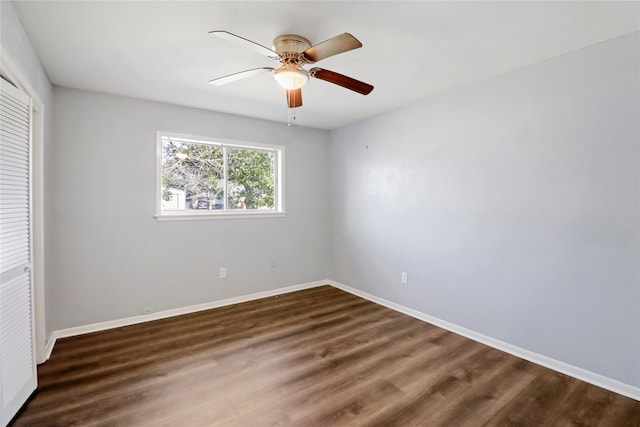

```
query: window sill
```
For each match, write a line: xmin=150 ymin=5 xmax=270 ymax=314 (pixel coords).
xmin=155 ymin=211 xmax=287 ymax=221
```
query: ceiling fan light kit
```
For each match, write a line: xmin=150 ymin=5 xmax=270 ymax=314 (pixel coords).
xmin=208 ymin=30 xmax=374 ymax=109
xmin=273 ymin=64 xmax=309 ymax=90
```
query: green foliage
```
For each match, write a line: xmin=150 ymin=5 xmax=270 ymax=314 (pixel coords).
xmin=227 ymin=148 xmax=275 ymax=209
xmin=162 ymin=139 xmax=275 ymax=210
xmin=162 ymin=188 xmax=173 ymax=202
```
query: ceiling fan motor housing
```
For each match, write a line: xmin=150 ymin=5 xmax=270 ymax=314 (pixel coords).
xmin=272 ymin=34 xmax=312 ymax=56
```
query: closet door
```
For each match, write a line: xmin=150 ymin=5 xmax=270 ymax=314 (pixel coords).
xmin=0 ymin=77 xmax=37 ymax=426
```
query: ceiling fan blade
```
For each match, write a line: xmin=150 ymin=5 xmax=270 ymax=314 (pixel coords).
xmin=286 ymin=88 xmax=303 ymax=108
xmin=310 ymin=68 xmax=374 ymax=95
xmin=209 ymin=30 xmax=280 ymax=60
xmin=302 ymin=33 xmax=362 ymax=63
xmin=208 ymin=67 xmax=274 ymax=86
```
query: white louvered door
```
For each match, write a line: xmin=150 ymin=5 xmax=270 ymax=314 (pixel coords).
xmin=0 ymin=77 xmax=37 ymax=426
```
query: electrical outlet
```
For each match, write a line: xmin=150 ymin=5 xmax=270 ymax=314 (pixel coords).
xmin=142 ymin=306 xmax=153 ymax=315
xmin=401 ymin=272 xmax=408 ymax=284
xmin=219 ymin=267 xmax=227 ymax=279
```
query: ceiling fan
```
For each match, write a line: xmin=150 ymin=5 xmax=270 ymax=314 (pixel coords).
xmin=208 ymin=31 xmax=374 ymax=108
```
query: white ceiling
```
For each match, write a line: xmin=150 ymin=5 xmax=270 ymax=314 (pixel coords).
xmin=12 ymin=1 xmax=639 ymax=130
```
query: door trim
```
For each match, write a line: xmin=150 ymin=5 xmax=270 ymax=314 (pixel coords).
xmin=1 ymin=48 xmax=46 ymax=364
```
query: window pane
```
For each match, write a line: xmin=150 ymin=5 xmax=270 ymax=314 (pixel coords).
xmin=227 ymin=147 xmax=276 ymax=210
xmin=161 ymin=138 xmax=224 ymax=211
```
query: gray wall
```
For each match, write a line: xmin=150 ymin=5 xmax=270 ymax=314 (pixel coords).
xmin=49 ymin=87 xmax=329 ymax=332
xmin=328 ymin=33 xmax=640 ymax=388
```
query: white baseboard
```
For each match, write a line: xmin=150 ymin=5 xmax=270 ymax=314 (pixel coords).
xmin=327 ymin=280 xmax=640 ymax=402
xmin=44 ymin=280 xmax=327 ymax=360
xmin=43 ymin=278 xmax=639 ymax=401
xmin=44 ymin=334 xmax=56 ymax=360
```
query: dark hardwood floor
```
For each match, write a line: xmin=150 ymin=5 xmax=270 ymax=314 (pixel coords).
xmin=11 ymin=285 xmax=640 ymax=426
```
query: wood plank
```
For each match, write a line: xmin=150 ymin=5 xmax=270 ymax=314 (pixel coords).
xmin=10 ymin=285 xmax=640 ymax=426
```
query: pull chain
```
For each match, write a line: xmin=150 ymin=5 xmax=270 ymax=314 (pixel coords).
xmin=288 ymin=107 xmax=296 ymax=128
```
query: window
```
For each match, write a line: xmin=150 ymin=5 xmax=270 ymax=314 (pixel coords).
xmin=156 ymin=132 xmax=284 ymax=220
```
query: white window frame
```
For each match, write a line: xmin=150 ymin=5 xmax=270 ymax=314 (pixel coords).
xmin=155 ymin=131 xmax=285 ymax=221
